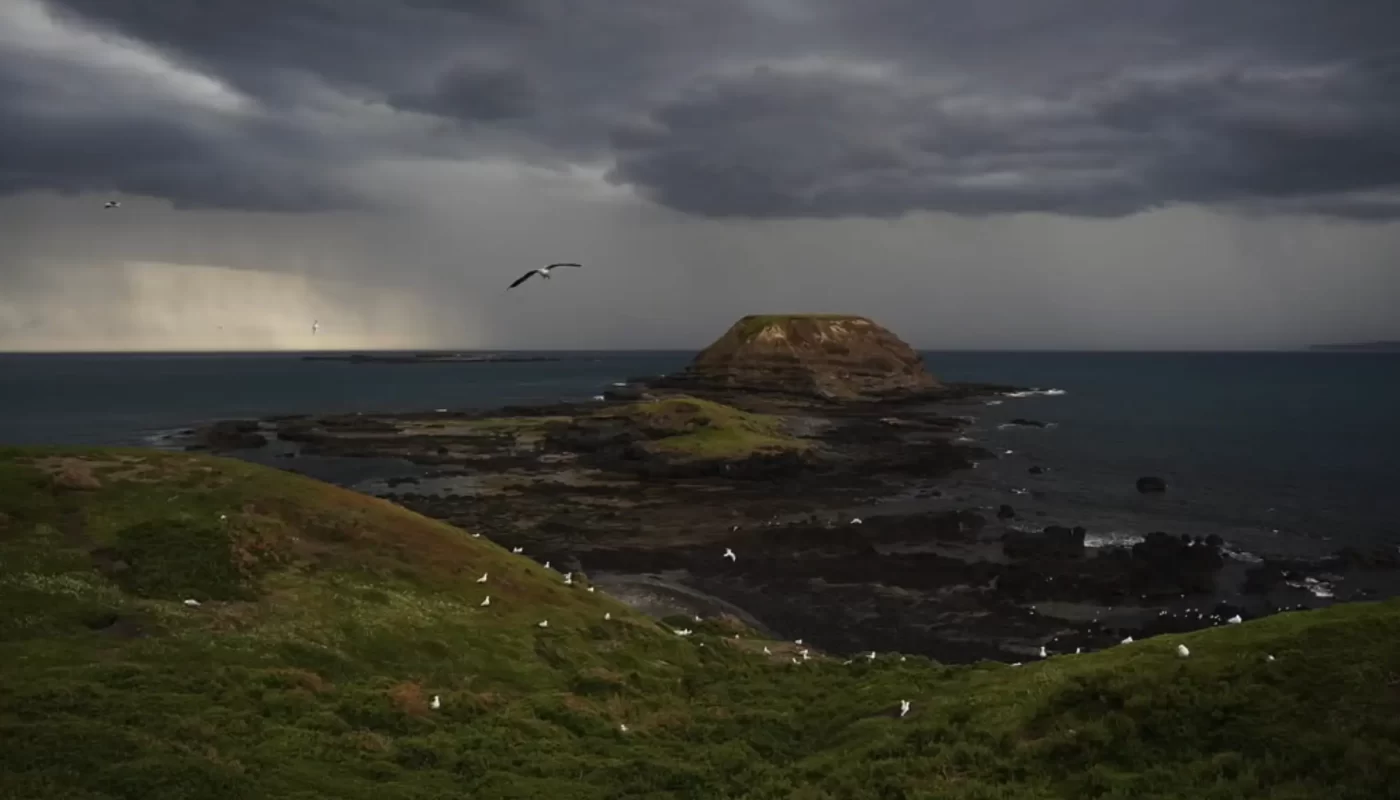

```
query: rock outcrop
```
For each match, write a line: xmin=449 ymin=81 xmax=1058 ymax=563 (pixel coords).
xmin=655 ymin=314 xmax=940 ymax=400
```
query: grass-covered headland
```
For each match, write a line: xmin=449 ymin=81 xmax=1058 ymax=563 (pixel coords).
xmin=1 ymin=447 xmax=1397 ymax=799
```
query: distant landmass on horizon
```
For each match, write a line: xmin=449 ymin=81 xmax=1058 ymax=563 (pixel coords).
xmin=1309 ymin=341 xmax=1400 ymax=351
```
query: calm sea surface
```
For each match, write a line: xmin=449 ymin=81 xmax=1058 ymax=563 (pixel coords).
xmin=2 ymin=350 xmax=1396 ymax=555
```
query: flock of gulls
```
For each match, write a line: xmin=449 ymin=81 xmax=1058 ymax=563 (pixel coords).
xmin=184 ymin=510 xmax=1281 ymax=732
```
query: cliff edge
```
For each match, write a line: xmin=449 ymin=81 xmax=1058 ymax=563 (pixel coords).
xmin=658 ymin=314 xmax=940 ymax=400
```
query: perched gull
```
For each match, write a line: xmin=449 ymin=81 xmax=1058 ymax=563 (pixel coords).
xmin=183 ymin=598 xmax=201 ymax=607
xmin=476 ymin=572 xmax=488 ymax=583
xmin=899 ymin=699 xmax=911 ymax=718
xmin=508 ymin=262 xmax=583 ymax=289
xmin=587 ymin=586 xmax=596 ymax=593
xmin=1227 ymin=614 xmax=1243 ymax=624
xmin=604 ymin=612 xmax=611 ymax=621
xmin=430 ymin=695 xmax=441 ymax=710
xmin=619 ymin=723 xmax=628 ymax=733
xmin=1266 ymin=654 xmax=1276 ymax=662
xmin=480 ymin=596 xmax=491 ymax=607
xmin=544 ymin=561 xmax=551 ymax=570
xmin=563 ymin=572 xmax=573 ymax=585
xmin=511 ymin=547 xmax=524 ymax=554
xmin=537 ymin=620 xmax=549 ymax=628
xmin=675 ymin=628 xmax=693 ymax=637
xmin=723 ymin=548 xmax=736 ymax=562
xmin=1177 ymin=644 xmax=1190 ymax=658
xmin=850 ymin=517 xmax=863 ymax=525
xmin=800 ymin=648 xmax=810 ymax=660
xmin=795 ymin=639 xmax=804 ymax=645
xmin=1038 ymin=645 xmax=1048 ymax=658
xmin=1121 ymin=636 xmax=1134 ymax=645
xmin=762 ymin=646 xmax=772 ymax=655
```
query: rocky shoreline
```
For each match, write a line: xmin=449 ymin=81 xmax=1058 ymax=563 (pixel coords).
xmin=182 ymin=377 xmax=1400 ymax=665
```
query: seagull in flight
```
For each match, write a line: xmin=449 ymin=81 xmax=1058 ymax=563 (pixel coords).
xmin=103 ymin=200 xmax=120 ymax=209
xmin=723 ymin=548 xmax=736 ymax=562
xmin=311 ymin=319 xmax=319 ymax=335
xmin=508 ymin=262 xmax=582 ymax=289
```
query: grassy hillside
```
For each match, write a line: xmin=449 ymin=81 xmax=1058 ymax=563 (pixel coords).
xmin=2 ymin=448 xmax=1398 ymax=799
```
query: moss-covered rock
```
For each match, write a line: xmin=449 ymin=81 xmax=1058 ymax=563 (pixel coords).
xmin=657 ymin=314 xmax=940 ymax=400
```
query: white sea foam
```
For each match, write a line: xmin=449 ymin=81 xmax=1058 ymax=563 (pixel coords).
xmin=985 ymin=400 xmax=1003 ymax=406
xmin=1286 ymin=576 xmax=1335 ymax=599
xmin=1084 ymin=531 xmax=1145 ymax=549
xmin=141 ymin=427 xmax=193 ymax=450
xmin=1004 ymin=388 xmax=1067 ymax=398
xmin=1222 ymin=545 xmax=1264 ymax=564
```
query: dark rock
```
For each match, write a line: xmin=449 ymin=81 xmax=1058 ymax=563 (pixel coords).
xmin=1028 ymin=465 xmax=1045 ymax=474
xmin=204 ymin=420 xmax=267 ymax=450
xmin=1329 ymin=546 xmax=1400 ymax=571
xmin=1003 ymin=525 xmax=1085 ymax=560
xmin=1135 ymin=476 xmax=1167 ymax=493
xmin=1007 ymin=418 xmax=1047 ymax=428
xmin=997 ymin=504 xmax=1016 ymax=520
xmin=602 ymin=386 xmax=649 ymax=401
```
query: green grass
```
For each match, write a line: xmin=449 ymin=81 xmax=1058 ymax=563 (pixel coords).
xmin=729 ymin=314 xmax=866 ymax=341
xmin=2 ymin=447 xmax=1399 ymax=799
xmin=601 ymin=396 xmax=811 ymax=460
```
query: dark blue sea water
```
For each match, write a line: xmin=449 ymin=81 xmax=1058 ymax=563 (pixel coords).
xmin=2 ymin=350 xmax=1396 ymax=556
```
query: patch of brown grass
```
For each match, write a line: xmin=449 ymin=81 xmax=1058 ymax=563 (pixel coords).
xmin=36 ymin=457 xmax=105 ymax=490
xmin=387 ymin=681 xmax=430 ymax=716
xmin=269 ymin=668 xmax=333 ymax=694
xmin=347 ymin=730 xmax=393 ymax=754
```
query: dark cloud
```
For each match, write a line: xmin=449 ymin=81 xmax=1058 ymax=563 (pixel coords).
xmin=5 ymin=0 xmax=1400 ymax=218
xmin=389 ymin=62 xmax=538 ymax=122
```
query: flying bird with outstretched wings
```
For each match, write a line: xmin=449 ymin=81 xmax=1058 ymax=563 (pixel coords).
xmin=508 ymin=262 xmax=582 ymax=289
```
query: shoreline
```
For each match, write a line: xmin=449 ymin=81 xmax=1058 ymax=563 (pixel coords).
xmin=167 ymin=380 xmax=1400 ymax=663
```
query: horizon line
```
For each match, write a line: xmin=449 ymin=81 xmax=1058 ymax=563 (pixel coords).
xmin=0 ymin=346 xmax=1373 ymax=356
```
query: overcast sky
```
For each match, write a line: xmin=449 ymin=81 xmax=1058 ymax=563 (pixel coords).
xmin=2 ymin=0 xmax=1398 ymax=351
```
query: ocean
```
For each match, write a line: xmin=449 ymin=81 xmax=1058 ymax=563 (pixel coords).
xmin=2 ymin=350 xmax=1396 ymax=558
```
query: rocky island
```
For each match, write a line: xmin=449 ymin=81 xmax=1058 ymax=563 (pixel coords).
xmin=178 ymin=314 xmax=1400 ymax=668
xmin=652 ymin=313 xmax=941 ymax=399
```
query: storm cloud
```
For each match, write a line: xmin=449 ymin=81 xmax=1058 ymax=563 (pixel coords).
xmin=5 ymin=0 xmax=1399 ymax=219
